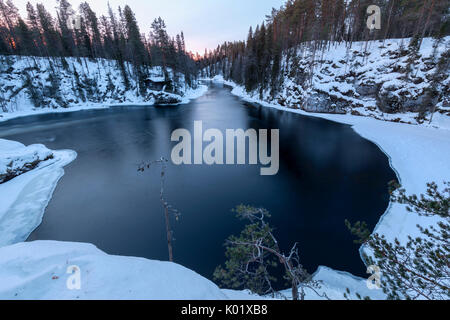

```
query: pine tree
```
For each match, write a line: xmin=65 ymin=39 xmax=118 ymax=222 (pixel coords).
xmin=36 ymin=3 xmax=61 ymax=56
xmin=347 ymin=181 xmax=450 ymax=300
xmin=56 ymin=0 xmax=75 ymax=57
xmin=151 ymin=17 xmax=170 ymax=75
xmin=79 ymin=2 xmax=103 ymax=58
xmin=244 ymin=26 xmax=258 ymax=92
xmin=0 ymin=0 xmax=19 ymax=52
xmin=25 ymin=2 xmax=45 ymax=56
xmin=214 ymin=205 xmax=327 ymax=300
xmin=123 ymin=5 xmax=147 ymax=94
xmin=15 ymin=18 xmax=34 ymax=56
xmin=108 ymin=3 xmax=129 ymax=89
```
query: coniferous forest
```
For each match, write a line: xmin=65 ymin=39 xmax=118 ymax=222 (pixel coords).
xmin=0 ymin=0 xmax=198 ymax=110
xmin=199 ymin=0 xmax=449 ymax=104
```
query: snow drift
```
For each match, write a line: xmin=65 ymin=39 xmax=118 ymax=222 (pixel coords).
xmin=0 ymin=240 xmax=228 ymax=300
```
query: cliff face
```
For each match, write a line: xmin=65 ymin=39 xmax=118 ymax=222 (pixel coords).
xmin=215 ymin=37 xmax=449 ymax=124
xmin=0 ymin=56 xmax=196 ymax=115
xmin=280 ymin=38 xmax=449 ymax=122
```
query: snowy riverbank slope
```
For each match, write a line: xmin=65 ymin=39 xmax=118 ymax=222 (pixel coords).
xmin=206 ymin=37 xmax=450 ymax=127
xmin=0 ymin=55 xmax=207 ymax=122
xmin=0 ymin=139 xmax=53 ymax=183
xmin=0 ymin=139 xmax=76 ymax=246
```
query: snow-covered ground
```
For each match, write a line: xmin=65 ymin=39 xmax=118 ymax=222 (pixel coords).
xmin=205 ymin=37 xmax=450 ymax=127
xmin=0 ymin=56 xmax=208 ymax=123
xmin=0 ymin=241 xmax=229 ymax=300
xmin=280 ymin=266 xmax=386 ymax=300
xmin=0 ymin=139 xmax=76 ymax=246
xmin=0 ymin=78 xmax=447 ymax=299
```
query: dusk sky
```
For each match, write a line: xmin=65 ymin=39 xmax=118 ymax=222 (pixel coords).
xmin=14 ymin=0 xmax=285 ymax=54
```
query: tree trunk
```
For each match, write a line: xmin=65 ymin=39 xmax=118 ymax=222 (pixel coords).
xmin=164 ymin=205 xmax=173 ymax=262
xmin=291 ymin=280 xmax=299 ymax=300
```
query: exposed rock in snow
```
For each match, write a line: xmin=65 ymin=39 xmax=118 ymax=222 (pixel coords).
xmin=154 ymin=92 xmax=182 ymax=105
xmin=212 ymin=74 xmax=450 ymax=299
xmin=303 ymin=91 xmax=347 ymax=114
xmin=0 ymin=139 xmax=54 ymax=183
xmin=0 ymin=139 xmax=76 ymax=246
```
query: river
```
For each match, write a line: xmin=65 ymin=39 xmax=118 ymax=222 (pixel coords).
xmin=0 ymin=82 xmax=396 ymax=284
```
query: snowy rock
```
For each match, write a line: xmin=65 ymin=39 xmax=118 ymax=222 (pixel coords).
xmin=0 ymin=139 xmax=54 ymax=184
xmin=153 ymin=92 xmax=182 ymax=105
xmin=355 ymin=81 xmax=379 ymax=97
xmin=0 ymin=140 xmax=76 ymax=246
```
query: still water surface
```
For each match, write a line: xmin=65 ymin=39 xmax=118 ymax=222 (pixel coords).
xmin=0 ymin=83 xmax=396 ymax=283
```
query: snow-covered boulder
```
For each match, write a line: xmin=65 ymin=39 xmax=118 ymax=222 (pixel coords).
xmin=0 ymin=139 xmax=53 ymax=184
xmin=153 ymin=92 xmax=182 ymax=105
xmin=0 ymin=139 xmax=76 ymax=246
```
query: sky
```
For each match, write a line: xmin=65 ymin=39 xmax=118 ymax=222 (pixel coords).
xmin=14 ymin=0 xmax=285 ymax=54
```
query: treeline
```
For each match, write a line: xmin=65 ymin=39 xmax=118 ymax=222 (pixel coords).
xmin=199 ymin=0 xmax=449 ymax=97
xmin=0 ymin=0 xmax=198 ymax=93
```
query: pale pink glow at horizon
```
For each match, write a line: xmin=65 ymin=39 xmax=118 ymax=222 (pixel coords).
xmin=13 ymin=0 xmax=285 ymax=54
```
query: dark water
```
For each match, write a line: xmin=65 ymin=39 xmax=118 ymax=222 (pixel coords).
xmin=0 ymin=83 xmax=395 ymax=284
